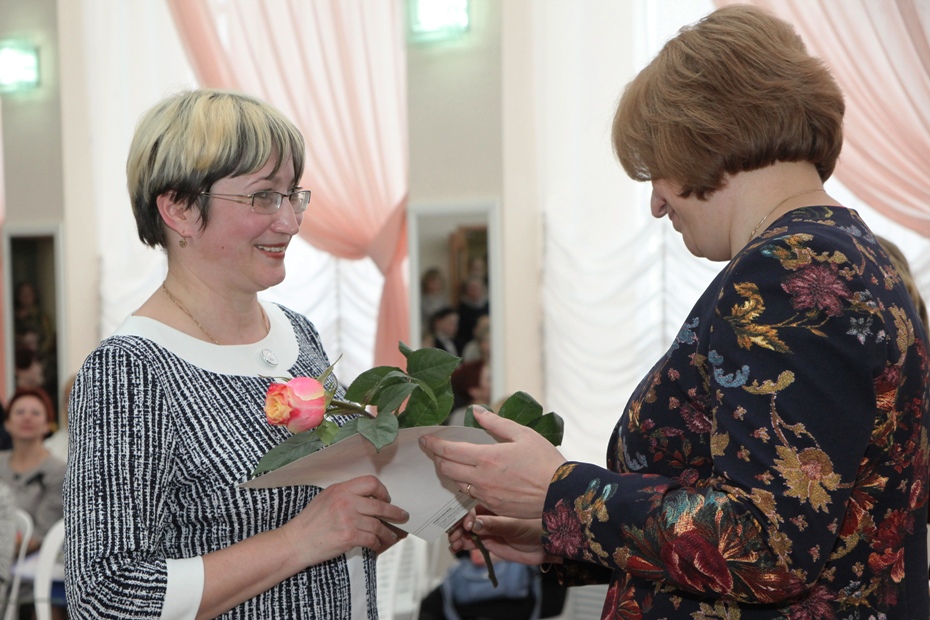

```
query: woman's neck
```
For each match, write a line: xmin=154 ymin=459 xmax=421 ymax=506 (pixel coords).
xmin=9 ymin=440 xmax=50 ymax=472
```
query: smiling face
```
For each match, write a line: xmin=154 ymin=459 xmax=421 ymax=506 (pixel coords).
xmin=192 ymin=155 xmax=304 ymax=295
xmin=5 ymin=394 xmax=50 ymax=442
xmin=650 ymin=178 xmax=735 ymax=261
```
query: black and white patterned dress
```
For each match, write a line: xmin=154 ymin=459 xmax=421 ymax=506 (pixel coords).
xmin=64 ymin=302 xmax=376 ymax=619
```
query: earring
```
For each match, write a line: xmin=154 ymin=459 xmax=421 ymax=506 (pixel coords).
xmin=179 ymin=237 xmax=188 ymax=248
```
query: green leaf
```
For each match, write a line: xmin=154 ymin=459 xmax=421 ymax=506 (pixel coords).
xmin=252 ymin=432 xmax=324 ymax=476
xmin=498 ymin=391 xmax=543 ymax=425
xmin=399 ymin=342 xmax=415 ymax=359
xmin=399 ymin=382 xmax=454 ymax=428
xmin=315 ymin=418 xmax=340 ymax=445
xmin=344 ymin=366 xmax=405 ymax=404
xmin=357 ymin=409 xmax=400 ymax=451
xmin=406 ymin=348 xmax=461 ymax=391
xmin=330 ymin=418 xmax=360 ymax=444
xmin=316 ymin=356 xmax=340 ymax=389
xmin=528 ymin=412 xmax=564 ymax=447
xmin=463 ymin=403 xmax=488 ymax=429
xmin=377 ymin=381 xmax=419 ymax=415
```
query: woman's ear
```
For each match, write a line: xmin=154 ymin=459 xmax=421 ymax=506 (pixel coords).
xmin=156 ymin=191 xmax=196 ymax=241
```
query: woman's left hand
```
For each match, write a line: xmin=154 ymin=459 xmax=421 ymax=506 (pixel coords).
xmin=419 ymin=407 xmax=567 ymax=519
xmin=449 ymin=510 xmax=556 ymax=566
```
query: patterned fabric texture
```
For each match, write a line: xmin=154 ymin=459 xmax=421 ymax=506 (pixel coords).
xmin=64 ymin=306 xmax=376 ymax=619
xmin=543 ymin=207 xmax=930 ymax=619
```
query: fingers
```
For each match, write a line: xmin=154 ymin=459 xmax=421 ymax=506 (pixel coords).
xmin=335 ymin=475 xmax=410 ymax=523
xmin=312 ymin=477 xmax=410 ymax=550
xmin=341 ymin=475 xmax=392 ymax=503
xmin=471 ymin=407 xmax=524 ymax=440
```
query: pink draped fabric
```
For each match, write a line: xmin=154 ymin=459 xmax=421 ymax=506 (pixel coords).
xmin=714 ymin=0 xmax=930 ymax=237
xmin=166 ymin=0 xmax=410 ymax=367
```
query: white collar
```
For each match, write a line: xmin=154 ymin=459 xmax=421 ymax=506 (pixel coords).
xmin=113 ymin=301 xmax=298 ymax=377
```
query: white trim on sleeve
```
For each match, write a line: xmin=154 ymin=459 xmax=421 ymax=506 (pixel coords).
xmin=161 ymin=556 xmax=204 ymax=620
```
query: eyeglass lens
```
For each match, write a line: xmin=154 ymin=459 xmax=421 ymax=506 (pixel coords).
xmin=252 ymin=190 xmax=311 ymax=214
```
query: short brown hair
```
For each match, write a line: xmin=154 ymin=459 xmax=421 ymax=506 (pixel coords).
xmin=612 ymin=4 xmax=844 ymax=199
xmin=127 ymin=89 xmax=306 ymax=247
xmin=6 ymin=387 xmax=56 ymax=424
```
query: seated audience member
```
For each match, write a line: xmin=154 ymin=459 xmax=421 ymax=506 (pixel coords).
xmin=421 ymin=267 xmax=451 ymax=327
xmin=455 ymin=277 xmax=489 ymax=352
xmin=418 ymin=548 xmax=567 ymax=620
xmin=13 ymin=281 xmax=54 ymax=359
xmin=449 ymin=359 xmax=491 ymax=426
xmin=429 ymin=307 xmax=460 ymax=357
xmin=14 ymin=347 xmax=45 ymax=391
xmin=460 ymin=315 xmax=490 ymax=363
xmin=0 ymin=388 xmax=67 ymax=619
xmin=0 ymin=388 xmax=65 ymax=556
xmin=466 ymin=255 xmax=488 ymax=284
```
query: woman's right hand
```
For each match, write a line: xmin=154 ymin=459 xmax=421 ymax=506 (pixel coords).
xmin=449 ymin=511 xmax=559 ymax=567
xmin=281 ymin=475 xmax=409 ymax=567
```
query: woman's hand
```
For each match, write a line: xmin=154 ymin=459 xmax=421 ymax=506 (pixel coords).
xmin=449 ymin=510 xmax=558 ymax=566
xmin=281 ymin=475 xmax=409 ymax=567
xmin=200 ymin=475 xmax=407 ymax=618
xmin=420 ymin=408 xmax=567 ymax=519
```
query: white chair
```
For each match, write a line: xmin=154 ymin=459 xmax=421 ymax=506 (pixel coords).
xmin=376 ymin=536 xmax=431 ymax=620
xmin=32 ymin=518 xmax=65 ymax=620
xmin=5 ymin=509 xmax=34 ymax=620
xmin=561 ymin=583 xmax=609 ymax=620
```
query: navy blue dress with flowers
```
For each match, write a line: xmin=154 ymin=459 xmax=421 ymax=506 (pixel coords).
xmin=542 ymin=207 xmax=930 ymax=619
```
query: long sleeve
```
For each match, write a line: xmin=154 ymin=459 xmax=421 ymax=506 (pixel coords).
xmin=65 ymin=342 xmax=177 ymax=618
xmin=541 ymin=208 xmax=930 ymax=616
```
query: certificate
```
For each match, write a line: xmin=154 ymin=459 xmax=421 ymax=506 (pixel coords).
xmin=241 ymin=425 xmax=497 ymax=542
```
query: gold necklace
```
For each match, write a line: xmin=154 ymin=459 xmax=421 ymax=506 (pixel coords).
xmin=162 ymin=283 xmax=219 ymax=344
xmin=161 ymin=283 xmax=271 ymax=345
xmin=748 ymin=188 xmax=825 ymax=242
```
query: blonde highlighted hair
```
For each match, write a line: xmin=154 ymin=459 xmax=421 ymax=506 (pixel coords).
xmin=612 ymin=4 xmax=844 ymax=199
xmin=127 ymin=89 xmax=306 ymax=247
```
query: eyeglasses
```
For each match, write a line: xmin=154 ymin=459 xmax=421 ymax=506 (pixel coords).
xmin=200 ymin=190 xmax=312 ymax=215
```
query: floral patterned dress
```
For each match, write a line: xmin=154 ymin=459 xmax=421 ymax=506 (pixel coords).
xmin=542 ymin=207 xmax=930 ymax=619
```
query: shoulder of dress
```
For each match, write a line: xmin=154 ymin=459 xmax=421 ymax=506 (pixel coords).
xmin=43 ymin=455 xmax=66 ymax=472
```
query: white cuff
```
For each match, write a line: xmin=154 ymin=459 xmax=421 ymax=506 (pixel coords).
xmin=161 ymin=556 xmax=204 ymax=619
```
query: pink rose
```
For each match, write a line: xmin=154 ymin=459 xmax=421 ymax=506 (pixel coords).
xmin=264 ymin=377 xmax=327 ymax=433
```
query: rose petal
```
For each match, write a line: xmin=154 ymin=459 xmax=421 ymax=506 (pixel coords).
xmin=287 ymin=376 xmax=326 ymax=401
xmin=264 ymin=383 xmax=293 ymax=426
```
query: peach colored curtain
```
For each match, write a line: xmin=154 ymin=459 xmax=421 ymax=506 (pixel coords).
xmin=166 ymin=0 xmax=409 ymax=368
xmin=715 ymin=0 xmax=930 ymax=236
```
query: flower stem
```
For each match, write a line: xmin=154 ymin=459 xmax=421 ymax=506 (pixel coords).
xmin=470 ymin=533 xmax=498 ymax=587
xmin=329 ymin=399 xmax=377 ymax=418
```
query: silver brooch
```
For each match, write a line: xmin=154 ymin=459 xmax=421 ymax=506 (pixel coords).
xmin=261 ymin=348 xmax=278 ymax=367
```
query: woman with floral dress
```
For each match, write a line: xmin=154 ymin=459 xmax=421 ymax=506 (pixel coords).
xmin=421 ymin=5 xmax=930 ymax=619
